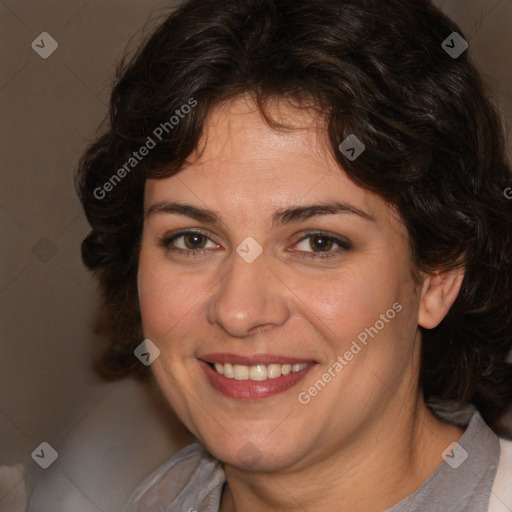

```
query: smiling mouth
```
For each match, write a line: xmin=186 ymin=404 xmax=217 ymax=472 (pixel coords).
xmin=208 ymin=361 xmax=312 ymax=381
xmin=198 ymin=352 xmax=317 ymax=399
xmin=199 ymin=358 xmax=316 ymax=400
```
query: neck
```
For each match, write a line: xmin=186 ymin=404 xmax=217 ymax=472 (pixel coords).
xmin=220 ymin=396 xmax=464 ymax=512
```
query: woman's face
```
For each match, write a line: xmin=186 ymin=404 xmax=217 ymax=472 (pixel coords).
xmin=138 ymin=95 xmax=425 ymax=472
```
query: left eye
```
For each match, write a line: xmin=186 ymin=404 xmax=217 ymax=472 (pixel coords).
xmin=293 ymin=233 xmax=351 ymax=255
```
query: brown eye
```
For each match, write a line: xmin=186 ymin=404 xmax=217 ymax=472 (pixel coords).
xmin=183 ymin=233 xmax=207 ymax=249
xmin=309 ymin=234 xmax=335 ymax=252
xmin=160 ymin=230 xmax=220 ymax=255
xmin=293 ymin=232 xmax=351 ymax=259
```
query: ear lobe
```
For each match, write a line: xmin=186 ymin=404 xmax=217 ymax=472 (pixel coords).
xmin=418 ymin=267 xmax=465 ymax=329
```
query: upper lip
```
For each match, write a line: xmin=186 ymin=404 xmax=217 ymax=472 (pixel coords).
xmin=199 ymin=353 xmax=316 ymax=366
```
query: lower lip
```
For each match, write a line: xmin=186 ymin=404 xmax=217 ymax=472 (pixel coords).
xmin=198 ymin=360 xmax=316 ymax=400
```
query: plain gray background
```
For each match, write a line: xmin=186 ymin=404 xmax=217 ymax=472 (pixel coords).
xmin=1 ymin=1 xmax=511 ymax=511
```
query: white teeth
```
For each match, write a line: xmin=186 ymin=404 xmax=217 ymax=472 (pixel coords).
xmin=233 ymin=365 xmax=249 ymax=380
xmin=249 ymin=364 xmax=267 ymax=381
xmin=267 ymin=364 xmax=282 ymax=379
xmin=223 ymin=363 xmax=234 ymax=379
xmin=211 ymin=361 xmax=311 ymax=380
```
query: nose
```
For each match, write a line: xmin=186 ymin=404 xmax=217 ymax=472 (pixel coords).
xmin=207 ymin=249 xmax=290 ymax=338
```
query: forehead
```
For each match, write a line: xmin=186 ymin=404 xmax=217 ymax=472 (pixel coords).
xmin=199 ymin=95 xmax=327 ymax=155
xmin=144 ymin=95 xmax=401 ymax=232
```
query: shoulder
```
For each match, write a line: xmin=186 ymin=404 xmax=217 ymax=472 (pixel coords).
xmin=122 ymin=442 xmax=226 ymax=512
xmin=488 ymin=438 xmax=512 ymax=512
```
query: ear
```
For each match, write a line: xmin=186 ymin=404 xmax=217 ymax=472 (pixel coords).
xmin=418 ymin=267 xmax=464 ymax=329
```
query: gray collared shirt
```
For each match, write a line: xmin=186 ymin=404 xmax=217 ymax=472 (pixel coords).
xmin=123 ymin=404 xmax=501 ymax=512
xmin=388 ymin=405 xmax=500 ymax=512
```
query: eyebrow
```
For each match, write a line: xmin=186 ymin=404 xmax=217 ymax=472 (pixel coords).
xmin=145 ymin=200 xmax=375 ymax=225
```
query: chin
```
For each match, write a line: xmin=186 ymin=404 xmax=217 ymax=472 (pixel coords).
xmin=205 ymin=435 xmax=305 ymax=473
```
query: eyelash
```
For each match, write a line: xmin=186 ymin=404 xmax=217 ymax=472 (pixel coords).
xmin=159 ymin=229 xmax=351 ymax=260
xmin=292 ymin=231 xmax=352 ymax=259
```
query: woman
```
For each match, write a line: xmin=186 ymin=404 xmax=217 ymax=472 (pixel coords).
xmin=76 ymin=0 xmax=512 ymax=510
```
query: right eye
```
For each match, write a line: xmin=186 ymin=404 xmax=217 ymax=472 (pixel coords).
xmin=159 ymin=230 xmax=221 ymax=257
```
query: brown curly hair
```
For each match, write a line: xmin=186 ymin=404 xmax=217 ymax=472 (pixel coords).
xmin=76 ymin=0 xmax=512 ymax=433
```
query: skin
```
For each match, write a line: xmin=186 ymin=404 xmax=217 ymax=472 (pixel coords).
xmin=137 ymin=95 xmax=465 ymax=512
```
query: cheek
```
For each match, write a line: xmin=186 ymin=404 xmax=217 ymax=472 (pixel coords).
xmin=293 ymin=263 xmax=404 ymax=350
xmin=137 ymin=253 xmax=208 ymax=340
